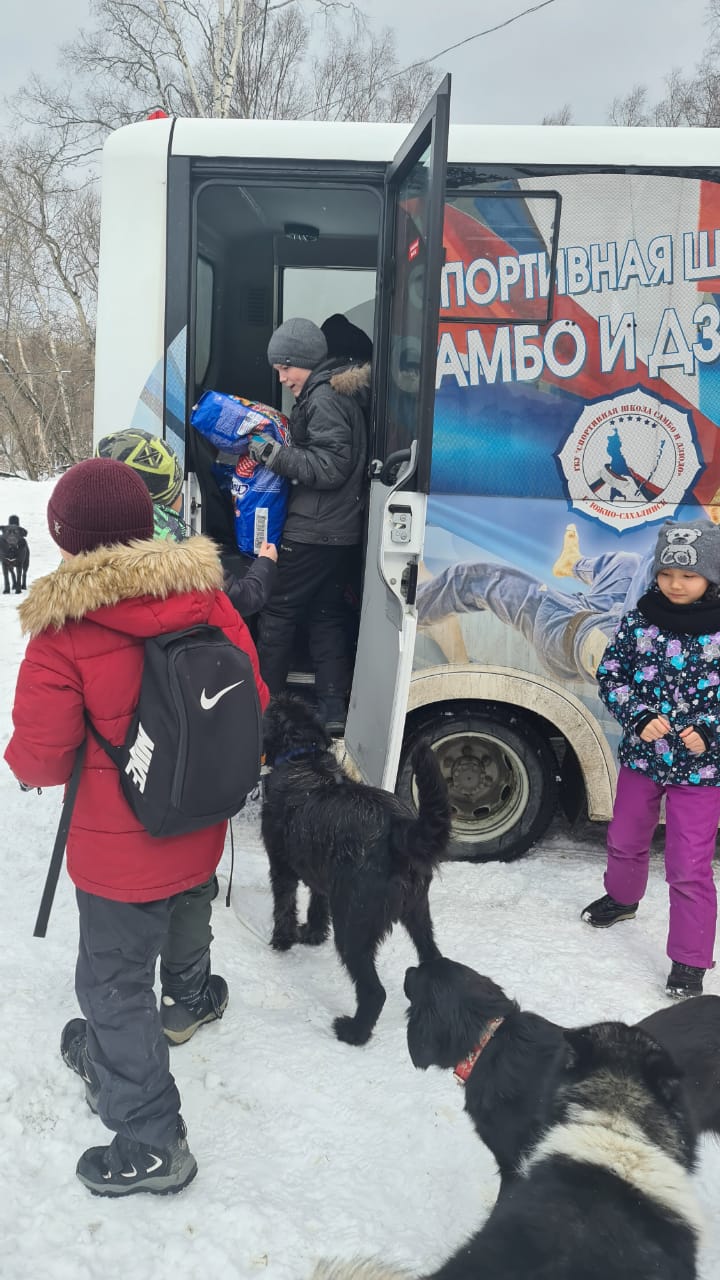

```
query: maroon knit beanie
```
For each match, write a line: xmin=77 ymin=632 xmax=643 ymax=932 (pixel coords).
xmin=47 ymin=457 xmax=154 ymax=555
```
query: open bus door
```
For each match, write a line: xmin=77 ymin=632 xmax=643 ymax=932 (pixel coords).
xmin=344 ymin=75 xmax=451 ymax=789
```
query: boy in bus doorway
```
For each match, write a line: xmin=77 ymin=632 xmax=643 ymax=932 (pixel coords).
xmin=249 ymin=317 xmax=370 ymax=735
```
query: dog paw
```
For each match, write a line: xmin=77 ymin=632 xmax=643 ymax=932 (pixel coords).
xmin=298 ymin=925 xmax=329 ymax=946
xmin=333 ymin=1015 xmax=372 ymax=1046
xmin=271 ymin=933 xmax=296 ymax=951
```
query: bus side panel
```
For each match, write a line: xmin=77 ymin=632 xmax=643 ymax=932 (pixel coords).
xmin=419 ymin=171 xmax=720 ymax=766
xmin=93 ymin=122 xmax=172 ymax=445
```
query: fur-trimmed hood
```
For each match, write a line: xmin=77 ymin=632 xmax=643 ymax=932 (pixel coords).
xmin=330 ymin=362 xmax=371 ymax=398
xmin=18 ymin=535 xmax=224 ymax=637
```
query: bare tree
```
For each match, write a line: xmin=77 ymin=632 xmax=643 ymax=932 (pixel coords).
xmin=309 ymin=20 xmax=435 ymax=122
xmin=608 ymin=84 xmax=649 ymax=127
xmin=602 ymin=1 xmax=720 ymax=128
xmin=541 ymin=104 xmax=573 ymax=126
xmin=13 ymin=0 xmax=432 ymax=158
xmin=0 ymin=135 xmax=97 ymax=474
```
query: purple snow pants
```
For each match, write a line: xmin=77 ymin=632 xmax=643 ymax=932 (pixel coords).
xmin=605 ymin=766 xmax=720 ymax=968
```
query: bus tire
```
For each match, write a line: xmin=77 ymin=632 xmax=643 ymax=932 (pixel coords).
xmin=397 ymin=709 xmax=558 ymax=864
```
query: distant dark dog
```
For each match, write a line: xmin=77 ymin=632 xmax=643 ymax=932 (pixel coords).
xmin=405 ymin=956 xmax=720 ymax=1197
xmin=0 ymin=516 xmax=29 ymax=594
xmin=312 ymin=1022 xmax=701 ymax=1280
xmin=261 ymin=696 xmax=451 ymax=1045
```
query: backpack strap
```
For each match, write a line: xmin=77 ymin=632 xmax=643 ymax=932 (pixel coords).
xmin=33 ymin=740 xmax=86 ymax=938
xmin=86 ymin=716 xmax=123 ymax=768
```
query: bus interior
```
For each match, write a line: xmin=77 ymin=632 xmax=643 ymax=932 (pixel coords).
xmin=188 ymin=172 xmax=383 ymax=570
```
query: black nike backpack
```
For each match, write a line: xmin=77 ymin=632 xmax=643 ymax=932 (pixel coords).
xmin=89 ymin=625 xmax=262 ymax=838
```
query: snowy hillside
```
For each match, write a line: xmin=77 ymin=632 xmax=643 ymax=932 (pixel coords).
xmin=1 ymin=476 xmax=719 ymax=1279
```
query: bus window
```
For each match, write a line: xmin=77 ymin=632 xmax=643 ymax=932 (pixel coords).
xmin=195 ymin=256 xmax=214 ymax=384
xmin=441 ymin=190 xmax=561 ymax=325
xmin=279 ymin=266 xmax=375 ymax=415
xmin=379 ymin=142 xmax=432 ymax=468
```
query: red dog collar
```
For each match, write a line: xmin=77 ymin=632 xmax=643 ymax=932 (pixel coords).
xmin=453 ymin=1017 xmax=505 ymax=1084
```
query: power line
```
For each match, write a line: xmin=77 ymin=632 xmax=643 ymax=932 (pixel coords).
xmin=395 ymin=0 xmax=562 ymax=79
xmin=308 ymin=0 xmax=562 ymax=117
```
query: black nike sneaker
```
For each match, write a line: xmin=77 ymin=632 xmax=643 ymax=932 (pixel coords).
xmin=76 ymin=1118 xmax=197 ymax=1197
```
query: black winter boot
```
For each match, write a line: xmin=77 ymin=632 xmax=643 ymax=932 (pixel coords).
xmin=581 ymin=892 xmax=639 ymax=928
xmin=316 ymin=693 xmax=347 ymax=737
xmin=60 ymin=1018 xmax=100 ymax=1113
xmin=76 ymin=1118 xmax=197 ymax=1197
xmin=666 ymin=962 xmax=705 ymax=1000
xmin=161 ymin=974 xmax=228 ymax=1045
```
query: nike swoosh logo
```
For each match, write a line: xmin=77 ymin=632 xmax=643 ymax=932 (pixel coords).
xmin=200 ymin=680 xmax=244 ymax=710
xmin=120 ymin=1164 xmax=138 ymax=1179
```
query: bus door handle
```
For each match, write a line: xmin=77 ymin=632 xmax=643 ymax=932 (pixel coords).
xmin=378 ymin=448 xmax=412 ymax=485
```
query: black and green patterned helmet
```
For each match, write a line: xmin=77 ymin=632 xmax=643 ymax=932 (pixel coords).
xmin=95 ymin=429 xmax=183 ymax=506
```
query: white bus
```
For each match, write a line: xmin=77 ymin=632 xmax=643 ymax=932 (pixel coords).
xmin=93 ymin=77 xmax=720 ymax=862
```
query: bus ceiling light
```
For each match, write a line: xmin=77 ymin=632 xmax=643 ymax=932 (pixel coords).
xmin=283 ymin=222 xmax=320 ymax=242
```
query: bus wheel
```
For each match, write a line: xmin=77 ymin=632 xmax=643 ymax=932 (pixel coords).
xmin=397 ymin=710 xmax=558 ymax=863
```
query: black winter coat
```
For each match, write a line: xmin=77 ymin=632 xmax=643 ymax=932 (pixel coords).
xmin=269 ymin=360 xmax=370 ymax=546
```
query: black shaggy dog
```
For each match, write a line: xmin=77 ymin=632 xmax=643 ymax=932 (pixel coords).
xmin=261 ymin=696 xmax=451 ymax=1045
xmin=312 ymin=1022 xmax=701 ymax=1280
xmin=405 ymin=956 xmax=720 ymax=1198
xmin=0 ymin=516 xmax=29 ymax=594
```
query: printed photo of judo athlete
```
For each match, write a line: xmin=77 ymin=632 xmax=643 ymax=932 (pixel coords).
xmin=416 ymin=508 xmax=720 ymax=685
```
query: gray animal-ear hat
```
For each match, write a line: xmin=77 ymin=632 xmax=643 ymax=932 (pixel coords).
xmin=267 ymin=318 xmax=327 ymax=370
xmin=653 ymin=519 xmax=720 ymax=584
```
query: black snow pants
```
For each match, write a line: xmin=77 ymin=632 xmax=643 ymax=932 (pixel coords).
xmin=257 ymin=539 xmax=358 ymax=697
xmin=75 ymin=877 xmax=216 ymax=1147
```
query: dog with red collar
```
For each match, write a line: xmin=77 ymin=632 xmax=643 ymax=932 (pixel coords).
xmin=313 ymin=1020 xmax=701 ymax=1280
xmin=404 ymin=955 xmax=720 ymax=1204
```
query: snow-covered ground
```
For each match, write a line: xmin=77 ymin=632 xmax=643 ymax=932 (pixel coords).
xmin=1 ymin=475 xmax=719 ymax=1280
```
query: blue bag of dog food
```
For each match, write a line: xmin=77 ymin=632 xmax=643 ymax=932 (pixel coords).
xmin=230 ymin=454 xmax=289 ymax=555
xmin=192 ymin=391 xmax=290 ymax=556
xmin=191 ymin=391 xmax=286 ymax=453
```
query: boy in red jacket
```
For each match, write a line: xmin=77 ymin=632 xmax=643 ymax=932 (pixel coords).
xmin=5 ymin=458 xmax=268 ymax=1197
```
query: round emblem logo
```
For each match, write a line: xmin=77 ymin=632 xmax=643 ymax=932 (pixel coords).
xmin=557 ymin=387 xmax=702 ymax=531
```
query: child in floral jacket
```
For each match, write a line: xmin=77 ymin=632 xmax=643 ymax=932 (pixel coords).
xmin=582 ymin=519 xmax=720 ymax=1000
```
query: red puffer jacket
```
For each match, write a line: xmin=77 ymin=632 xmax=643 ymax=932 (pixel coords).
xmin=5 ymin=536 xmax=269 ymax=902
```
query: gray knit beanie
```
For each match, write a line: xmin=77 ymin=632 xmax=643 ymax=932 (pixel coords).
xmin=267 ymin=318 xmax=327 ymax=370
xmin=653 ymin=519 xmax=720 ymax=584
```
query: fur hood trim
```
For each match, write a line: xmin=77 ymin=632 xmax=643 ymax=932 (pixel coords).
xmin=18 ymin=535 xmax=224 ymax=637
xmin=330 ymin=363 xmax=371 ymax=397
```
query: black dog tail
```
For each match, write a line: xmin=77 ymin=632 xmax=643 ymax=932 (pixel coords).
xmin=392 ymin=741 xmax=451 ymax=870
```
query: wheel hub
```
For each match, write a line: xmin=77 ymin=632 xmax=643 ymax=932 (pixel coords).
xmin=428 ymin=730 xmax=531 ymax=840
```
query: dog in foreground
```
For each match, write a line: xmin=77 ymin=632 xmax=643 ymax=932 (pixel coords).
xmin=311 ymin=1021 xmax=701 ymax=1280
xmin=404 ymin=956 xmax=720 ymax=1197
xmin=261 ymin=695 xmax=450 ymax=1044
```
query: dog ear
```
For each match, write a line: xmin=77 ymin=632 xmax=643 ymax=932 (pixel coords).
xmin=406 ymin=1018 xmax=441 ymax=1070
xmin=405 ymin=969 xmax=449 ymax=1070
xmin=638 ymin=1031 xmax=685 ymax=1108
xmin=562 ymin=1025 xmax=597 ymax=1073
